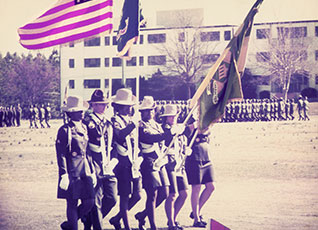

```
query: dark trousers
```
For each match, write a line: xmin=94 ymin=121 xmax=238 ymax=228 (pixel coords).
xmin=84 ymin=176 xmax=117 ymax=230
xmin=67 ymin=198 xmax=94 ymax=230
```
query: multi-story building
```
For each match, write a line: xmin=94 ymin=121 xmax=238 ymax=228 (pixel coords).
xmin=60 ymin=9 xmax=318 ymax=102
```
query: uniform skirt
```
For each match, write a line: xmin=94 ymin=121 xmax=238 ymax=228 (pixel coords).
xmin=57 ymin=175 xmax=95 ymax=200
xmin=140 ymin=156 xmax=170 ymax=190
xmin=185 ymin=159 xmax=214 ymax=185
xmin=113 ymin=155 xmax=133 ymax=196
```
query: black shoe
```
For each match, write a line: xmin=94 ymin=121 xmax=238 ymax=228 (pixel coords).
xmin=109 ymin=216 xmax=122 ymax=230
xmin=189 ymin=212 xmax=207 ymax=225
xmin=135 ymin=212 xmax=146 ymax=230
xmin=193 ymin=221 xmax=206 ymax=228
xmin=60 ymin=221 xmax=72 ymax=230
xmin=175 ymin=221 xmax=183 ymax=230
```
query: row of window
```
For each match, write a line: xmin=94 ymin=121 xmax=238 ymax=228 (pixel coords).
xmin=70 ymin=30 xmax=233 ymax=48
xmin=68 ymin=78 xmax=136 ymax=89
xmin=68 ymin=74 xmax=318 ymax=91
xmin=256 ymin=26 xmax=316 ymax=39
xmin=256 ymin=50 xmax=311 ymax=62
xmin=71 ymin=25 xmax=317 ymax=48
xmin=69 ymin=54 xmax=221 ymax=68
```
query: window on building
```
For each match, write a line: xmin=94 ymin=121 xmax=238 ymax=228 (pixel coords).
xmin=315 ymin=50 xmax=318 ymax=61
xmin=69 ymin=42 xmax=74 ymax=47
xmin=84 ymin=37 xmax=100 ymax=46
xmin=139 ymin=56 xmax=144 ymax=66
xmin=127 ymin=57 xmax=137 ymax=66
xmin=256 ymin=52 xmax=271 ymax=62
xmin=200 ymin=31 xmax=220 ymax=42
xmin=224 ymin=30 xmax=231 ymax=41
xmin=179 ymin=32 xmax=185 ymax=42
xmin=104 ymin=58 xmax=110 ymax=67
xmin=69 ymin=80 xmax=75 ymax=89
xmin=113 ymin=36 xmax=118 ymax=45
xmin=69 ymin=59 xmax=75 ymax=68
xmin=201 ymin=54 xmax=220 ymax=64
xmin=105 ymin=36 xmax=110 ymax=46
xmin=179 ymin=55 xmax=185 ymax=65
xmin=84 ymin=58 xmax=101 ymax=68
xmin=315 ymin=75 xmax=318 ymax=85
xmin=139 ymin=35 xmax=144 ymax=44
xmin=256 ymin=28 xmax=270 ymax=39
xmin=277 ymin=26 xmax=307 ymax=39
xmin=148 ymin=33 xmax=166 ymax=43
xmin=148 ymin=55 xmax=166 ymax=65
xmin=112 ymin=57 xmax=122 ymax=67
xmin=303 ymin=76 xmax=309 ymax=85
xmin=290 ymin=26 xmax=307 ymax=38
xmin=316 ymin=26 xmax=318 ymax=37
xmin=83 ymin=79 xmax=101 ymax=88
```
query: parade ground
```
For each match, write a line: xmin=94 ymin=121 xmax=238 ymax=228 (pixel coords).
xmin=0 ymin=105 xmax=318 ymax=230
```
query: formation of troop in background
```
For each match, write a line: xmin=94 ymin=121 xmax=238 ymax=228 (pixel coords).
xmin=0 ymin=103 xmax=52 ymax=128
xmin=27 ymin=103 xmax=52 ymax=128
xmin=57 ymin=89 xmax=215 ymax=230
xmin=0 ymin=104 xmax=22 ymax=127
xmin=222 ymin=96 xmax=310 ymax=123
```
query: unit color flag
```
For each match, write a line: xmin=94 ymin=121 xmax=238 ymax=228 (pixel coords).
xmin=18 ymin=0 xmax=113 ymax=50
xmin=190 ymin=0 xmax=264 ymax=131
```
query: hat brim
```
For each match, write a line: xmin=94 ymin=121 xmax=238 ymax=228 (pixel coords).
xmin=89 ymin=99 xmax=109 ymax=104
xmin=139 ymin=105 xmax=156 ymax=111
xmin=112 ymin=95 xmax=136 ymax=105
xmin=63 ymin=101 xmax=89 ymax=112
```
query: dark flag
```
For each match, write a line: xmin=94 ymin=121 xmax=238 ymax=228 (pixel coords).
xmin=18 ymin=0 xmax=113 ymax=50
xmin=117 ymin=0 xmax=145 ymax=60
xmin=189 ymin=0 xmax=264 ymax=131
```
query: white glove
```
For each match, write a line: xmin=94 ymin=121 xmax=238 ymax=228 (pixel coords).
xmin=132 ymin=156 xmax=143 ymax=170
xmin=171 ymin=124 xmax=185 ymax=135
xmin=59 ymin=174 xmax=69 ymax=191
xmin=103 ymin=158 xmax=119 ymax=175
xmin=91 ymin=173 xmax=97 ymax=187
xmin=185 ymin=147 xmax=192 ymax=156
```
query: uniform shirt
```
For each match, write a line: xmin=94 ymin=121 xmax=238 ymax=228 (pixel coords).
xmin=83 ymin=112 xmax=113 ymax=178
xmin=139 ymin=119 xmax=167 ymax=159
xmin=56 ymin=121 xmax=93 ymax=178
xmin=187 ymin=129 xmax=211 ymax=162
xmin=112 ymin=114 xmax=135 ymax=161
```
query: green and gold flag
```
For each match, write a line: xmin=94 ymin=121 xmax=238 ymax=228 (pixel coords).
xmin=190 ymin=0 xmax=263 ymax=131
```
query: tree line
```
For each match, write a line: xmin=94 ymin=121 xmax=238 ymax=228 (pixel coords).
xmin=0 ymin=50 xmax=60 ymax=118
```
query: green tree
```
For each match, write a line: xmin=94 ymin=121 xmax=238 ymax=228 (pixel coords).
xmin=0 ymin=51 xmax=60 ymax=115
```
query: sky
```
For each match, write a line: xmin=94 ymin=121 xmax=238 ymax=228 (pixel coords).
xmin=0 ymin=0 xmax=317 ymax=56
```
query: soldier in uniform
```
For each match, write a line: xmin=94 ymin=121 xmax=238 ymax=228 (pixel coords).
xmin=56 ymin=95 xmax=96 ymax=230
xmin=161 ymin=104 xmax=188 ymax=230
xmin=33 ymin=104 xmax=39 ymax=128
xmin=39 ymin=104 xmax=46 ymax=128
xmin=185 ymin=114 xmax=215 ymax=228
xmin=297 ymin=96 xmax=304 ymax=121
xmin=45 ymin=103 xmax=52 ymax=128
xmin=303 ymin=96 xmax=310 ymax=121
xmin=109 ymin=88 xmax=142 ymax=230
xmin=82 ymin=89 xmax=118 ymax=230
xmin=28 ymin=105 xmax=34 ymax=128
xmin=16 ymin=104 xmax=22 ymax=126
xmin=0 ymin=106 xmax=4 ymax=127
xmin=135 ymin=96 xmax=172 ymax=230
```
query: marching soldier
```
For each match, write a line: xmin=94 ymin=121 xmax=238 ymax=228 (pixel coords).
xmin=45 ymin=103 xmax=52 ymax=128
xmin=161 ymin=104 xmax=188 ymax=230
xmin=16 ymin=104 xmax=22 ymax=126
xmin=109 ymin=88 xmax=142 ymax=230
xmin=82 ymin=89 xmax=118 ymax=230
xmin=39 ymin=104 xmax=46 ymax=128
xmin=56 ymin=95 xmax=96 ymax=230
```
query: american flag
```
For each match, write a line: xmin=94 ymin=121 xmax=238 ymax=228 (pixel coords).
xmin=18 ymin=0 xmax=113 ymax=50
